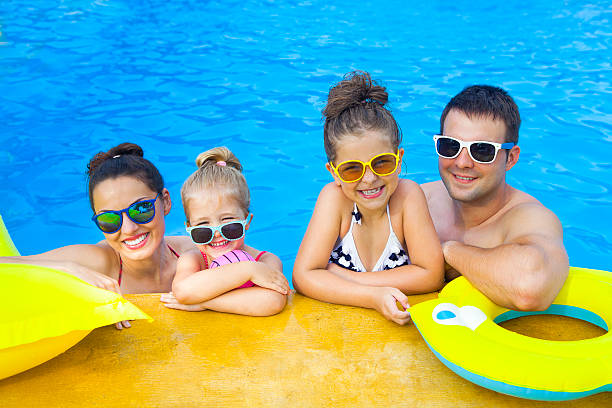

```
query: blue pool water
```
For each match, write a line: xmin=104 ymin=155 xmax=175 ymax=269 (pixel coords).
xmin=1 ymin=1 xmax=611 ymax=281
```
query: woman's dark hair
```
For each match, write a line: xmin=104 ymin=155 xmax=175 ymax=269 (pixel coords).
xmin=87 ymin=143 xmax=164 ymax=211
xmin=323 ymin=71 xmax=401 ymax=162
xmin=440 ymin=85 xmax=521 ymax=144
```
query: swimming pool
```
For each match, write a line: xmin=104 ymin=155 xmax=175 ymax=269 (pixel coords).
xmin=1 ymin=1 xmax=610 ymax=280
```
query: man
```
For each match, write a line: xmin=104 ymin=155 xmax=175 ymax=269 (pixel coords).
xmin=421 ymin=85 xmax=569 ymax=311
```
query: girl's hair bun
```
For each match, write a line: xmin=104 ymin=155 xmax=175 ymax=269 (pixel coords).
xmin=322 ymin=71 xmax=400 ymax=162
xmin=181 ymin=146 xmax=250 ymax=221
xmin=195 ymin=146 xmax=243 ymax=172
xmin=322 ymin=71 xmax=389 ymax=120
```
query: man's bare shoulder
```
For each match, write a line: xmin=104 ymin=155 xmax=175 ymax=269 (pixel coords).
xmin=502 ymin=187 xmax=563 ymax=239
xmin=504 ymin=187 xmax=549 ymax=217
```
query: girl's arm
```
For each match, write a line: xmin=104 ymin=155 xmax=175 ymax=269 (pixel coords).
xmin=326 ymin=181 xmax=445 ymax=293
xmin=292 ymin=184 xmax=412 ymax=325
xmin=162 ymin=287 xmax=287 ymax=316
xmin=246 ymin=248 xmax=283 ymax=273
xmin=1 ymin=244 xmax=121 ymax=293
xmin=172 ymin=254 xmax=289 ymax=305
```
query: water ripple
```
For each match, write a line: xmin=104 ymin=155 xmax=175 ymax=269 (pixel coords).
xmin=0 ymin=0 xmax=610 ymax=270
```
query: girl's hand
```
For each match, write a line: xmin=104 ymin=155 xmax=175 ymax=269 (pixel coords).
xmin=160 ymin=292 xmax=208 ymax=312
xmin=249 ymin=263 xmax=290 ymax=295
xmin=372 ymin=287 xmax=411 ymax=325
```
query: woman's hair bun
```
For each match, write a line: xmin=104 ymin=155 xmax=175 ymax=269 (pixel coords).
xmin=195 ymin=146 xmax=242 ymax=172
xmin=87 ymin=142 xmax=144 ymax=177
xmin=322 ymin=71 xmax=389 ymax=120
xmin=108 ymin=142 xmax=144 ymax=158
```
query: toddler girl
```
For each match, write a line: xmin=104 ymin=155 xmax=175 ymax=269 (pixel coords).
xmin=160 ymin=147 xmax=289 ymax=316
xmin=293 ymin=71 xmax=444 ymax=325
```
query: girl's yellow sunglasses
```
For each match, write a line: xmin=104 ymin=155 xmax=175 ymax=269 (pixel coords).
xmin=329 ymin=150 xmax=400 ymax=183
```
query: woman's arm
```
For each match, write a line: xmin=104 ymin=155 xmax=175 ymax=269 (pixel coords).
xmin=292 ymin=184 xmax=411 ymax=325
xmin=1 ymin=244 xmax=121 ymax=293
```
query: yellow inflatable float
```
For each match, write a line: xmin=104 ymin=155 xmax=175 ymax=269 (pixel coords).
xmin=411 ymin=267 xmax=612 ymax=401
xmin=0 ymin=215 xmax=152 ymax=380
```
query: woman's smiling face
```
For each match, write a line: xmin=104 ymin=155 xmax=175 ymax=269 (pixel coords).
xmin=92 ymin=175 xmax=170 ymax=261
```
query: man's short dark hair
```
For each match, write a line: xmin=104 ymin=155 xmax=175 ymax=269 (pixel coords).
xmin=440 ymin=85 xmax=521 ymax=144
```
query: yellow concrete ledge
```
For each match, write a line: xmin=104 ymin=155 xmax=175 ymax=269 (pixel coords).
xmin=0 ymin=293 xmax=609 ymax=407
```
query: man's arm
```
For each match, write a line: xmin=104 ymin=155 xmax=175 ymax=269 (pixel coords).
xmin=443 ymin=203 xmax=569 ymax=311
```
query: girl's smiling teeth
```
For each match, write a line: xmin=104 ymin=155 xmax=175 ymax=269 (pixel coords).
xmin=123 ymin=232 xmax=149 ymax=248
xmin=209 ymin=240 xmax=229 ymax=248
xmin=359 ymin=186 xmax=384 ymax=198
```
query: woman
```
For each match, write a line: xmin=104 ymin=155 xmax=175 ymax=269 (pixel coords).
xmin=1 ymin=143 xmax=194 ymax=326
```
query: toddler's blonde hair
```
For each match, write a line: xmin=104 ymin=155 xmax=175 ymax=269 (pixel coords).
xmin=181 ymin=146 xmax=250 ymax=221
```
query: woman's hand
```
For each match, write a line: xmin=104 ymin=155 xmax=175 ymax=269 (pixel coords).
xmin=160 ymin=292 xmax=207 ymax=312
xmin=115 ymin=321 xmax=131 ymax=330
xmin=372 ymin=287 xmax=411 ymax=325
xmin=61 ymin=263 xmax=129 ymax=329
xmin=62 ymin=261 xmax=122 ymax=294
xmin=249 ymin=263 xmax=290 ymax=295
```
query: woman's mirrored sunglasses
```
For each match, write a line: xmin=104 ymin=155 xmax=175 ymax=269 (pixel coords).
xmin=186 ymin=218 xmax=249 ymax=245
xmin=434 ymin=135 xmax=515 ymax=164
xmin=330 ymin=150 xmax=400 ymax=183
xmin=92 ymin=194 xmax=159 ymax=234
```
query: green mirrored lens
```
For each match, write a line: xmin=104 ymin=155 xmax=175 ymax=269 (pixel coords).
xmin=128 ymin=201 xmax=155 ymax=223
xmin=96 ymin=212 xmax=121 ymax=233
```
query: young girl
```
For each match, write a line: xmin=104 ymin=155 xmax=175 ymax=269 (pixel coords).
xmin=293 ymin=71 xmax=444 ymax=325
xmin=160 ymin=147 xmax=289 ymax=316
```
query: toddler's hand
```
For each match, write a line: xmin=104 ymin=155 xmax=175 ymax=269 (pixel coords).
xmin=373 ymin=287 xmax=411 ymax=325
xmin=249 ymin=263 xmax=290 ymax=295
xmin=160 ymin=292 xmax=207 ymax=312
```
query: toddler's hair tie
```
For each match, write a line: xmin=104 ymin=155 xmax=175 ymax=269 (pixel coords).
xmin=216 ymin=160 xmax=227 ymax=167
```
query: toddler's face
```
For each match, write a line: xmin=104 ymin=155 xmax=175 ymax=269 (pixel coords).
xmin=186 ymin=191 xmax=250 ymax=261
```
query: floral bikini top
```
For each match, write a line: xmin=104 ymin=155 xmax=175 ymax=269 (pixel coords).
xmin=329 ymin=203 xmax=410 ymax=272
